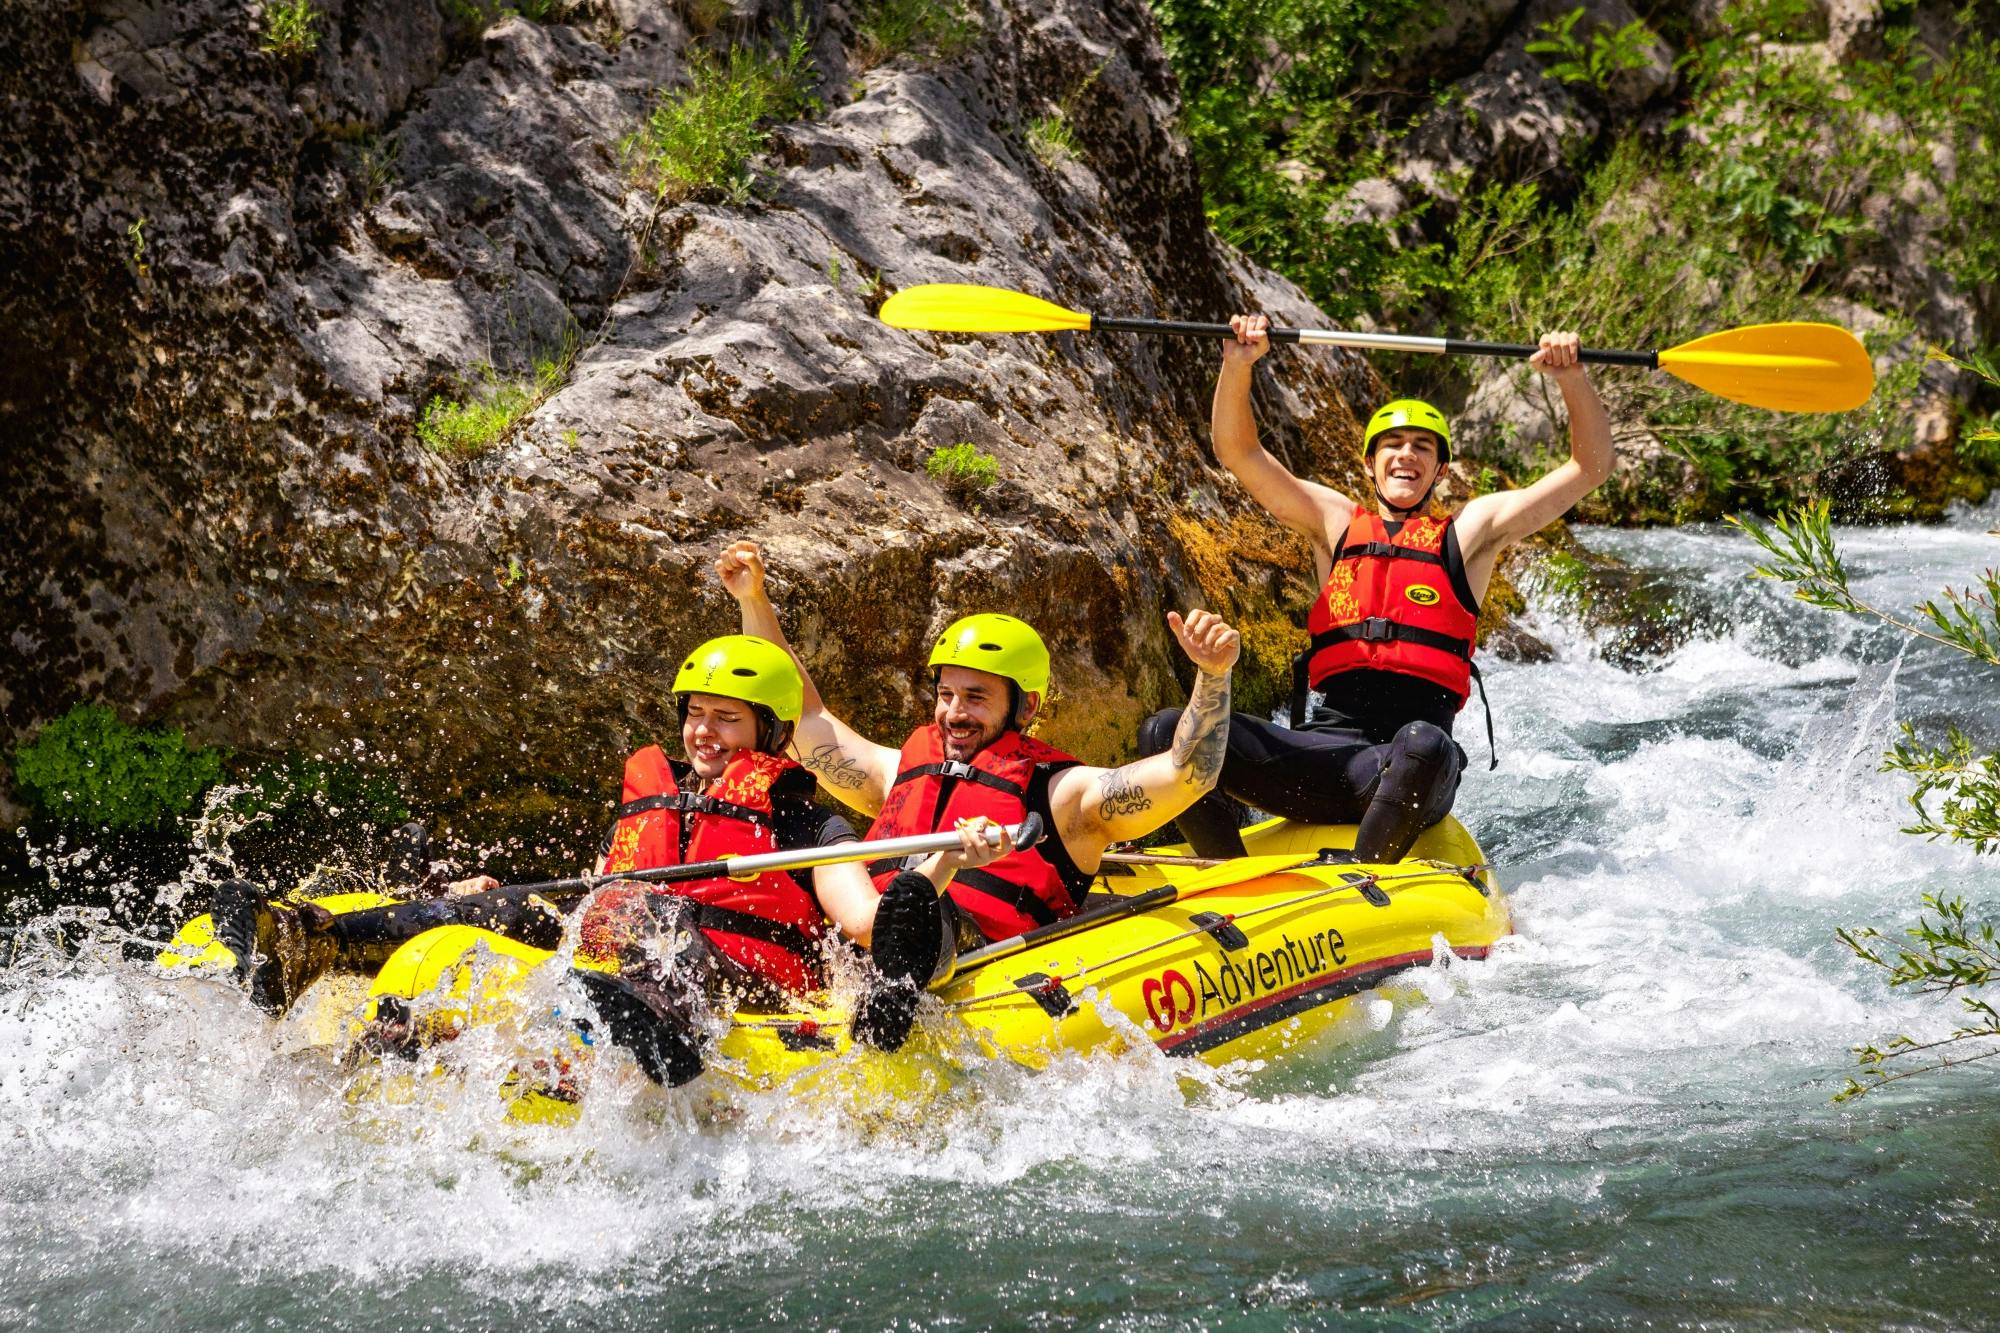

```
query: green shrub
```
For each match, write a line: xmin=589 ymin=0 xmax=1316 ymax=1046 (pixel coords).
xmin=260 ymin=0 xmax=322 ymax=57
xmin=418 ymin=343 xmax=573 ymax=456
xmin=1525 ymin=7 xmax=1657 ymax=95
xmin=10 ymin=703 xmax=230 ymax=831
xmin=629 ymin=34 xmax=820 ymax=202
xmin=1027 ymin=111 xmax=1081 ymax=166
xmin=234 ymin=754 xmax=410 ymax=829
xmin=926 ymin=441 xmax=1000 ymax=496
xmin=854 ymin=0 xmax=976 ymax=67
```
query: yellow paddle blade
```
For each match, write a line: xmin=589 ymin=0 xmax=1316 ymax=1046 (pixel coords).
xmin=878 ymin=283 xmax=1091 ymax=333
xmin=1658 ymin=322 xmax=1874 ymax=413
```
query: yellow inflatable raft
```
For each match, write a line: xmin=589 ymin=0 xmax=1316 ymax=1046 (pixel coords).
xmin=351 ymin=815 xmax=1506 ymax=1113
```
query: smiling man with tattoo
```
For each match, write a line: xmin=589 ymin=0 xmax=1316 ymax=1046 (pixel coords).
xmin=715 ymin=540 xmax=1239 ymax=1044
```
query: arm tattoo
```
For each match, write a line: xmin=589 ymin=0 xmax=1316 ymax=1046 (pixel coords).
xmin=1168 ymin=670 xmax=1231 ymax=789
xmin=1096 ymin=766 xmax=1154 ymax=822
xmin=803 ymin=743 xmax=868 ymax=791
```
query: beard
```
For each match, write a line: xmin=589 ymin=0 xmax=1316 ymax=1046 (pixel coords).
xmin=939 ymin=716 xmax=1002 ymax=761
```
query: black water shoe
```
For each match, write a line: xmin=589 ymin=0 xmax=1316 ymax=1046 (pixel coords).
xmin=572 ymin=968 xmax=704 ymax=1088
xmin=206 ymin=881 xmax=335 ymax=1015
xmin=853 ymin=871 xmax=948 ymax=1052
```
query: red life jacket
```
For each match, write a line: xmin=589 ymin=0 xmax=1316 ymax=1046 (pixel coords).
xmin=584 ymin=745 xmax=825 ymax=996
xmin=863 ymin=726 xmax=1081 ymax=941
xmin=1305 ymin=511 xmax=1478 ymax=704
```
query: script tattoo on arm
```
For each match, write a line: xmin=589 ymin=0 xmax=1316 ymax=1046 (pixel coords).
xmin=1168 ymin=670 xmax=1231 ymax=790
xmin=1096 ymin=766 xmax=1154 ymax=822
xmin=803 ymin=742 xmax=869 ymax=791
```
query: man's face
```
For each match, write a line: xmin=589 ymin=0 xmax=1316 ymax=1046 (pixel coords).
xmin=680 ymin=692 xmax=761 ymax=781
xmin=1370 ymin=427 xmax=1444 ymax=510
xmin=932 ymin=665 xmax=1033 ymax=761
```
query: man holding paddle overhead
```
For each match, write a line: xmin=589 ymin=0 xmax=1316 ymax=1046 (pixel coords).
xmin=1137 ymin=314 xmax=1614 ymax=862
xmin=718 ymin=539 xmax=1241 ymax=1047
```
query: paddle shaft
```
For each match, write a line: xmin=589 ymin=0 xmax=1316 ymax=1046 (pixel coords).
xmin=498 ymin=814 xmax=1045 ymax=901
xmin=1088 ymin=315 xmax=1658 ymax=367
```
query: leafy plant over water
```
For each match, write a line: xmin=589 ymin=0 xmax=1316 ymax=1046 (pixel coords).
xmin=10 ymin=703 xmax=230 ymax=831
xmin=1732 ymin=433 xmax=2000 ymax=1096
xmin=628 ymin=31 xmax=820 ymax=202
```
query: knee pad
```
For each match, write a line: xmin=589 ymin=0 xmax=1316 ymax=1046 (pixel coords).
xmin=1137 ymin=708 xmax=1184 ymax=758
xmin=1394 ymin=721 xmax=1454 ymax=770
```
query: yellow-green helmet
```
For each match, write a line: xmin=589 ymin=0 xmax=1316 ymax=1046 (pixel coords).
xmin=672 ymin=635 xmax=803 ymax=721
xmin=928 ymin=613 xmax=1050 ymax=696
xmin=1364 ymin=398 xmax=1452 ymax=464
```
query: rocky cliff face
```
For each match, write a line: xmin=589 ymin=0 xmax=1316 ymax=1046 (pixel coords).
xmin=2 ymin=0 xmax=1405 ymax=832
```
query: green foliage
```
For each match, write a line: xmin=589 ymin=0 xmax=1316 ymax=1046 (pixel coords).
xmin=126 ymin=217 xmax=149 ymax=281
xmin=1835 ymin=896 xmax=2000 ymax=1101
xmin=445 ymin=0 xmax=570 ymax=30
xmin=1525 ymin=7 xmax=1657 ymax=95
xmin=853 ymin=0 xmax=976 ymax=68
xmin=628 ymin=33 xmax=821 ymax=202
xmin=1027 ymin=111 xmax=1080 ymax=166
xmin=419 ymin=327 xmax=578 ymax=456
xmin=1734 ymin=498 xmax=2000 ymax=663
xmin=1883 ymin=726 xmax=2000 ymax=854
xmin=260 ymin=0 xmax=322 ymax=58
xmin=925 ymin=441 xmax=999 ymax=496
xmin=1735 ymin=489 xmax=2000 ymax=1098
xmin=10 ymin=703 xmax=229 ymax=831
xmin=234 ymin=754 xmax=410 ymax=829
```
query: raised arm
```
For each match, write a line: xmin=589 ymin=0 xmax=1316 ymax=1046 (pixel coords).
xmin=1454 ymin=332 xmax=1615 ymax=593
xmin=1213 ymin=314 xmax=1356 ymax=578
xmin=716 ymin=540 xmax=901 ymax=814
xmin=1047 ymin=609 xmax=1240 ymax=865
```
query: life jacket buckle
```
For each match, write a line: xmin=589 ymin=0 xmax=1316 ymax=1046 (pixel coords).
xmin=1360 ymin=617 xmax=1393 ymax=642
xmin=939 ymin=760 xmax=975 ymax=780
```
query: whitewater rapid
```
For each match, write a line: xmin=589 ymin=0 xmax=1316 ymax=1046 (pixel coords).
xmin=3 ymin=506 xmax=1997 ymax=1328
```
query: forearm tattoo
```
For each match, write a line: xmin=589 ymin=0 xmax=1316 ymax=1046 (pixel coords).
xmin=1169 ymin=670 xmax=1231 ymax=789
xmin=803 ymin=743 xmax=868 ymax=791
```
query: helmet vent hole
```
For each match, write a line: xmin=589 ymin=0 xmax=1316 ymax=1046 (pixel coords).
xmin=730 ymin=667 xmax=756 ymax=677
xmin=979 ymin=641 xmax=1001 ymax=651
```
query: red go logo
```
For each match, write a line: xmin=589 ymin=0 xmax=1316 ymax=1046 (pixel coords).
xmin=1142 ymin=969 xmax=1196 ymax=1033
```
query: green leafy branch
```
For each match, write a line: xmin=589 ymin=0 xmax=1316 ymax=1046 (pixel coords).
xmin=1730 ymin=499 xmax=2000 ymax=665
xmin=1883 ymin=725 xmax=2000 ymax=854
xmin=1525 ymin=7 xmax=1657 ymax=95
xmin=1835 ymin=894 xmax=2000 ymax=1101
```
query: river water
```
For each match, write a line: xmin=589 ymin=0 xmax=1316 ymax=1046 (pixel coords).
xmin=4 ymin=509 xmax=1998 ymax=1330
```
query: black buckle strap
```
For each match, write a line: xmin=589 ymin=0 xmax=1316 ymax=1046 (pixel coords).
xmin=616 ymin=792 xmax=769 ymax=825
xmin=1469 ymin=660 xmax=1497 ymax=771
xmin=950 ymin=866 xmax=1061 ymax=928
xmin=891 ymin=761 xmax=1028 ymax=800
xmin=1310 ymin=618 xmax=1472 ymax=658
xmin=686 ymin=900 xmax=817 ymax=957
xmin=1336 ymin=541 xmax=1446 ymax=567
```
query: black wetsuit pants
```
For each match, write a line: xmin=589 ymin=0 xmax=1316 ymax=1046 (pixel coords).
xmin=1138 ymin=709 xmax=1466 ymax=862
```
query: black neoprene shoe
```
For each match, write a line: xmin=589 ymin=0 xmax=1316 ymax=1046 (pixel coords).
xmin=572 ymin=969 xmax=704 ymax=1088
xmin=207 ymin=881 xmax=263 ymax=982
xmin=854 ymin=871 xmax=945 ymax=1052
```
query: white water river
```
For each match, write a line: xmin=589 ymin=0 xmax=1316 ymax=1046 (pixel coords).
xmin=3 ymin=506 xmax=1997 ymax=1328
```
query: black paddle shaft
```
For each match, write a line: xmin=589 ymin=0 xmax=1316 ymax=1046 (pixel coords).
xmin=1444 ymin=338 xmax=1658 ymax=367
xmin=1087 ymin=314 xmax=1659 ymax=366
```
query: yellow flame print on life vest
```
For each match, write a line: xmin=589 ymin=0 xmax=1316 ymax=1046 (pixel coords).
xmin=1405 ymin=584 xmax=1441 ymax=606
